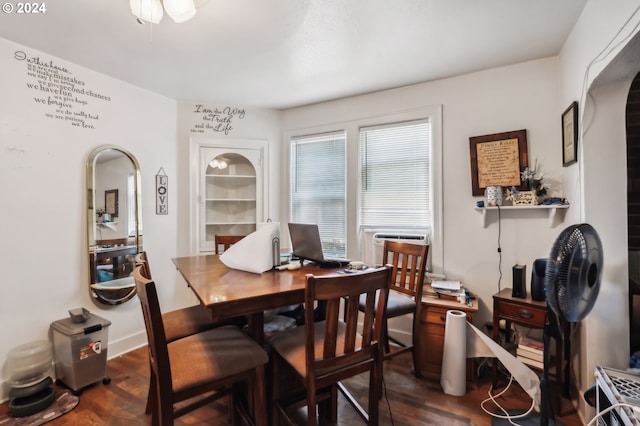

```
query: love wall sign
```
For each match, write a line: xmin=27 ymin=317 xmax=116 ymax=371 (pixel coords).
xmin=156 ymin=168 xmax=168 ymax=215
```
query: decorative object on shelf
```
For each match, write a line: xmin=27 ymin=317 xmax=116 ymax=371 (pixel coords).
xmin=562 ymin=101 xmax=578 ymax=167
xmin=96 ymin=208 xmax=106 ymax=223
xmin=520 ymin=158 xmax=549 ymax=197
xmin=469 ymin=129 xmax=528 ymax=196
xmin=542 ymin=197 xmax=569 ymax=206
xmin=505 ymin=187 xmax=538 ymax=206
xmin=209 ymin=156 xmax=229 ymax=170
xmin=485 ymin=186 xmax=503 ymax=206
xmin=156 ymin=167 xmax=168 ymax=215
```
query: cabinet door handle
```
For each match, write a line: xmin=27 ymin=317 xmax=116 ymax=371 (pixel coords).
xmin=440 ymin=315 xmax=446 ymax=322
xmin=517 ymin=309 xmax=533 ymax=319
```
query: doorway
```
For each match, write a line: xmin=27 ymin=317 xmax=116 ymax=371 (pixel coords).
xmin=628 ymin=71 xmax=640 ymax=355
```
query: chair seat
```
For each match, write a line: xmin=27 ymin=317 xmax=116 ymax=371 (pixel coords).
xmin=268 ymin=321 xmax=363 ymax=378
xmin=359 ymin=291 xmax=415 ymax=318
xmin=169 ymin=325 xmax=268 ymax=394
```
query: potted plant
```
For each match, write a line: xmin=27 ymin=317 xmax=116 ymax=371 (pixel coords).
xmin=520 ymin=159 xmax=549 ymax=198
xmin=96 ymin=208 xmax=106 ymax=223
xmin=506 ymin=159 xmax=549 ymax=205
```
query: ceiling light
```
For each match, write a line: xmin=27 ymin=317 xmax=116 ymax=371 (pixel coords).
xmin=130 ymin=0 xmax=197 ymax=24
xmin=163 ymin=0 xmax=196 ymax=23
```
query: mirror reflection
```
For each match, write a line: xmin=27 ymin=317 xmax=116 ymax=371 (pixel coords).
xmin=87 ymin=146 xmax=142 ymax=305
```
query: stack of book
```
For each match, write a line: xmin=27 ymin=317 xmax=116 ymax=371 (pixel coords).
xmin=516 ymin=337 xmax=545 ymax=369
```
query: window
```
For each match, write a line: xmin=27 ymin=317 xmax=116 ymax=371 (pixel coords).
xmin=359 ymin=120 xmax=431 ymax=229
xmin=127 ymin=173 xmax=136 ymax=237
xmin=285 ymin=105 xmax=442 ymax=273
xmin=290 ymin=131 xmax=346 ymax=257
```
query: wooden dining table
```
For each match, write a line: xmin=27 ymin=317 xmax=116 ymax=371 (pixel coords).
xmin=172 ymin=254 xmax=340 ymax=344
xmin=173 ymin=254 xmax=381 ymax=422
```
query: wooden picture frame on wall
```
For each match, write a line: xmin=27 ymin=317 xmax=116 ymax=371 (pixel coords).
xmin=562 ymin=101 xmax=578 ymax=166
xmin=105 ymin=189 xmax=119 ymax=217
xmin=469 ymin=129 xmax=528 ymax=196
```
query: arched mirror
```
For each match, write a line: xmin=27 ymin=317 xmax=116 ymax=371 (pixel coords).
xmin=86 ymin=145 xmax=142 ymax=305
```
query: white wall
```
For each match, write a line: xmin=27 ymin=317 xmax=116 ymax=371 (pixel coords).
xmin=558 ymin=0 xmax=640 ymax=419
xmin=175 ymin=103 xmax=282 ymax=260
xmin=281 ymin=57 xmax=565 ymax=329
xmin=0 ymin=36 xmax=284 ymax=401
xmin=0 ymin=37 xmax=179 ymax=399
xmin=3 ymin=2 xmax=640 ymax=420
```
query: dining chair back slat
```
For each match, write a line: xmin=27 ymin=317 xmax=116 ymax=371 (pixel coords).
xmin=269 ymin=266 xmax=392 ymax=425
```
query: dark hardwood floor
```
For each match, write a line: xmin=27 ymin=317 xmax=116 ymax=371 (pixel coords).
xmin=0 ymin=347 xmax=583 ymax=425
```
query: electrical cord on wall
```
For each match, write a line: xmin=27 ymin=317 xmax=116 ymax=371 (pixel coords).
xmin=572 ymin=4 xmax=640 ymax=223
xmin=497 ymin=204 xmax=503 ymax=292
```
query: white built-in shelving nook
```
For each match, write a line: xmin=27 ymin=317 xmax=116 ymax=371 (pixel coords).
xmin=190 ymin=138 xmax=268 ymax=253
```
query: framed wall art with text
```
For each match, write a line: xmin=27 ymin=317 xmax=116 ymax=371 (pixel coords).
xmin=469 ymin=129 xmax=528 ymax=196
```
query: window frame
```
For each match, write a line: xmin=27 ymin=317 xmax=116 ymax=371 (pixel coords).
xmin=284 ymin=105 xmax=443 ymax=274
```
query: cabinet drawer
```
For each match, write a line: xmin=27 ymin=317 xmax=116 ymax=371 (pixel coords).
xmin=424 ymin=323 xmax=445 ymax=337
xmin=495 ymin=301 xmax=546 ymax=326
xmin=422 ymin=308 xmax=448 ymax=325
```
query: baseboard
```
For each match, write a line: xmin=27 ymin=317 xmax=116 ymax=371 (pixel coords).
xmin=107 ymin=330 xmax=148 ymax=360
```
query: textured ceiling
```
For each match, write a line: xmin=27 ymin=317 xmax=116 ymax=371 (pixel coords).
xmin=0 ymin=0 xmax=588 ymax=109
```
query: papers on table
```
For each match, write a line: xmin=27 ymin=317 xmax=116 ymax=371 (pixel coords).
xmin=431 ymin=280 xmax=461 ymax=291
xmin=431 ymin=280 xmax=463 ymax=299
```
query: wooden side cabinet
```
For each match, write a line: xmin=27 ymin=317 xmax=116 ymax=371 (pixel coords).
xmin=415 ymin=293 xmax=478 ymax=380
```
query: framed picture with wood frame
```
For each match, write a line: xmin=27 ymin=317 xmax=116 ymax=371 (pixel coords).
xmin=562 ymin=101 xmax=578 ymax=166
xmin=105 ymin=189 xmax=118 ymax=217
xmin=469 ymin=129 xmax=528 ymax=196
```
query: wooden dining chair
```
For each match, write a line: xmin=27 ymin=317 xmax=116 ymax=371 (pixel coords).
xmin=214 ymin=234 xmax=245 ymax=254
xmin=134 ymin=252 xmax=247 ymax=415
xmin=95 ymin=238 xmax=130 ymax=278
xmin=268 ymin=266 xmax=392 ymax=426
xmin=360 ymin=240 xmax=428 ymax=375
xmin=135 ymin=252 xmax=233 ymax=343
xmin=133 ymin=265 xmax=268 ymax=426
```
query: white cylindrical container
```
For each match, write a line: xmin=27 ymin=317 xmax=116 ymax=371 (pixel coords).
xmin=440 ymin=310 xmax=467 ymax=396
xmin=485 ymin=186 xmax=503 ymax=206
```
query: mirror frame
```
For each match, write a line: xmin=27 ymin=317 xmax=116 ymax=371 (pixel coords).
xmin=86 ymin=145 xmax=142 ymax=305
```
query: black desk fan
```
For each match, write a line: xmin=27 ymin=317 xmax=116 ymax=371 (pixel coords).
xmin=494 ymin=223 xmax=603 ymax=426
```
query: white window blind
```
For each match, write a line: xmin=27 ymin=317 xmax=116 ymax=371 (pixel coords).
xmin=127 ymin=173 xmax=136 ymax=237
xmin=359 ymin=120 xmax=431 ymax=228
xmin=290 ymin=131 xmax=346 ymax=257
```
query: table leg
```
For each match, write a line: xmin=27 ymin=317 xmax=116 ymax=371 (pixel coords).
xmin=492 ymin=310 xmax=499 ymax=387
xmin=244 ymin=312 xmax=266 ymax=423
xmin=247 ymin=312 xmax=265 ymax=345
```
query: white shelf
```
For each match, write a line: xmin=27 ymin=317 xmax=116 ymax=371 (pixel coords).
xmin=205 ymin=174 xmax=255 ymax=179
xmin=206 ymin=221 xmax=256 ymax=225
xmin=474 ymin=204 xmax=569 ymax=228
xmin=97 ymin=222 xmax=118 ymax=229
xmin=205 ymin=198 xmax=257 ymax=202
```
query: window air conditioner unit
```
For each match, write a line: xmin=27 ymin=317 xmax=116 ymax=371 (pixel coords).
xmin=366 ymin=232 xmax=428 ymax=268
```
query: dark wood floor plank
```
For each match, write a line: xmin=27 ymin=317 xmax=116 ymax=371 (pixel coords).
xmin=0 ymin=346 xmax=582 ymax=425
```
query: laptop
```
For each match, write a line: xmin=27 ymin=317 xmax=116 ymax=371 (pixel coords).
xmin=288 ymin=223 xmax=350 ymax=267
